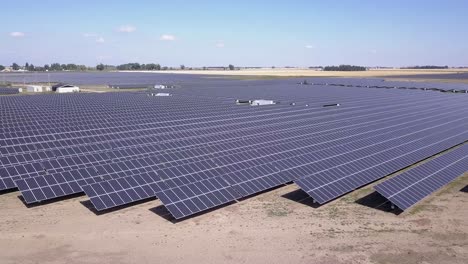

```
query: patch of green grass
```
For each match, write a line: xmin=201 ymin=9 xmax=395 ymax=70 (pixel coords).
xmin=328 ymin=206 xmax=340 ymax=218
xmin=408 ymin=204 xmax=440 ymax=215
xmin=264 ymin=203 xmax=291 ymax=217
xmin=434 ymin=173 xmax=467 ymax=197
xmin=340 ymin=187 xmax=373 ymax=204
xmin=267 ymin=208 xmax=289 ymax=217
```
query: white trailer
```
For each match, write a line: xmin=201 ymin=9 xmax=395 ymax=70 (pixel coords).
xmin=250 ymin=99 xmax=277 ymax=106
xmin=26 ymin=85 xmax=43 ymax=93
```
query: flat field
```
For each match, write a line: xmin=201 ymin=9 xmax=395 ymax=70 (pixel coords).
xmin=121 ymin=68 xmax=468 ymax=84
xmin=131 ymin=68 xmax=468 ymax=78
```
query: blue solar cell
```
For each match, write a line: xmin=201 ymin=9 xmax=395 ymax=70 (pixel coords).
xmin=2 ymin=77 xmax=468 ymax=220
xmin=375 ymin=144 xmax=468 ymax=210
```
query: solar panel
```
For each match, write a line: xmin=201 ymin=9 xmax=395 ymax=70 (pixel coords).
xmin=294 ymin=126 xmax=467 ymax=204
xmin=374 ymin=144 xmax=468 ymax=210
xmin=14 ymin=92 xmax=460 ymax=203
xmin=0 ymin=87 xmax=19 ymax=95
xmin=164 ymin=123 xmax=467 ymax=218
xmin=1 ymin=76 xmax=467 ymax=220
xmin=22 ymin=100 xmax=440 ymax=203
xmin=81 ymin=108 xmax=467 ymax=218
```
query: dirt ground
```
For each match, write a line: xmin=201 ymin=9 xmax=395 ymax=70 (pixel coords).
xmin=1 ymin=172 xmax=466 ymax=264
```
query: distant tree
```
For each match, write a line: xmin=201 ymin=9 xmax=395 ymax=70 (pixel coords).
xmin=228 ymin=64 xmax=235 ymax=70
xmin=180 ymin=64 xmax=185 ymax=70
xmin=25 ymin=62 xmax=29 ymax=70
xmin=0 ymin=65 xmax=5 ymax=71
xmin=323 ymin=65 xmax=366 ymax=71
xmin=96 ymin=63 xmax=105 ymax=71
xmin=44 ymin=64 xmax=50 ymax=71
xmin=132 ymin=63 xmax=141 ymax=70
xmin=66 ymin=64 xmax=78 ymax=71
xmin=50 ymin=63 xmax=62 ymax=71
xmin=27 ymin=64 xmax=35 ymax=71
xmin=78 ymin=65 xmax=87 ymax=71
xmin=61 ymin=64 xmax=67 ymax=70
xmin=11 ymin=63 xmax=20 ymax=70
xmin=155 ymin=64 xmax=161 ymax=70
xmin=162 ymin=66 xmax=168 ymax=70
xmin=203 ymin=66 xmax=207 ymax=70
xmin=144 ymin=63 xmax=157 ymax=70
xmin=402 ymin=65 xmax=449 ymax=69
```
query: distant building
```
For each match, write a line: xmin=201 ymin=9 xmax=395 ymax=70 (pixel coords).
xmin=26 ymin=85 xmax=43 ymax=93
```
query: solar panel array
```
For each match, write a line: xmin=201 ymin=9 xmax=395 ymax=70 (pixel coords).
xmin=306 ymin=78 xmax=468 ymax=93
xmin=1 ymin=75 xmax=467 ymax=219
xmin=374 ymin=144 xmax=468 ymax=210
xmin=0 ymin=87 xmax=19 ymax=95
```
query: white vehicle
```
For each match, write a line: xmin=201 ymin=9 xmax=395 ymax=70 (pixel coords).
xmin=56 ymin=85 xmax=80 ymax=93
xmin=154 ymin=93 xmax=171 ymax=96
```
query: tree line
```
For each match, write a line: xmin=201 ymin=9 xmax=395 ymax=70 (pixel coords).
xmin=1 ymin=62 xmax=91 ymax=71
xmin=323 ymin=65 xmax=367 ymax=71
xmin=1 ymin=62 xmax=237 ymax=72
xmin=402 ymin=65 xmax=449 ymax=69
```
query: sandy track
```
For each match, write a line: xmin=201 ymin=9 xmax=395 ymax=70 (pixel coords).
xmin=1 ymin=173 xmax=467 ymax=264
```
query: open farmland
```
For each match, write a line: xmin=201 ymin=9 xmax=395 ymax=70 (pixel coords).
xmin=122 ymin=68 xmax=468 ymax=80
xmin=0 ymin=73 xmax=467 ymax=264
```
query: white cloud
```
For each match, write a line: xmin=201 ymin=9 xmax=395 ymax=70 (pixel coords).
xmin=160 ymin=34 xmax=176 ymax=41
xmin=118 ymin=25 xmax=136 ymax=33
xmin=96 ymin=37 xmax=105 ymax=43
xmin=215 ymin=41 xmax=225 ymax=48
xmin=10 ymin=32 xmax=25 ymax=38
xmin=83 ymin=33 xmax=97 ymax=38
xmin=305 ymin=44 xmax=314 ymax=49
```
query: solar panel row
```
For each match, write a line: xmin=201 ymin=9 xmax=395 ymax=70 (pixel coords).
xmin=1 ymin=79 xmax=467 ymax=220
xmin=17 ymin=99 xmax=441 ymax=203
xmin=79 ymin=101 xmax=468 ymax=218
xmin=295 ymin=128 xmax=467 ymax=204
xmin=3 ymin=93 xmax=433 ymax=190
xmin=374 ymin=144 xmax=468 ymax=210
xmin=2 ymin=89 xmax=450 ymax=188
xmin=82 ymin=106 xmax=461 ymax=212
xmin=160 ymin=122 xmax=468 ymax=218
xmin=0 ymin=87 xmax=19 ymax=95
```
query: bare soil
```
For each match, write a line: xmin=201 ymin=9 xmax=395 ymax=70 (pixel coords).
xmin=1 ymin=173 xmax=466 ymax=264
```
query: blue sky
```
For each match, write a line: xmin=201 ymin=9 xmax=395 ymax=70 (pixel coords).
xmin=1 ymin=0 xmax=467 ymax=67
